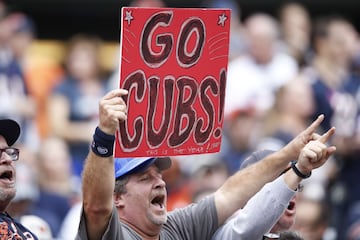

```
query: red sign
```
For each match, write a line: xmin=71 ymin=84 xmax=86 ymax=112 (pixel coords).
xmin=115 ymin=7 xmax=231 ymax=157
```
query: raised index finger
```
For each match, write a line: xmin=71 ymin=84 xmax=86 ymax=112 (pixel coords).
xmin=319 ymin=126 xmax=336 ymax=143
xmin=303 ymin=114 xmax=324 ymax=136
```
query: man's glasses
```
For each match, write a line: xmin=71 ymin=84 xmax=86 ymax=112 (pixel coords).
xmin=0 ymin=147 xmax=20 ymax=161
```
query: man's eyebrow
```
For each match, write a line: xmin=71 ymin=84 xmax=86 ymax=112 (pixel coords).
xmin=135 ymin=168 xmax=151 ymax=177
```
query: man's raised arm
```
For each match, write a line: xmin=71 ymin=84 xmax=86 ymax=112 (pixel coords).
xmin=81 ymin=89 xmax=128 ymax=240
xmin=213 ymin=115 xmax=336 ymax=226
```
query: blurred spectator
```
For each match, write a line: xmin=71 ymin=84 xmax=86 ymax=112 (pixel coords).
xmin=176 ymin=153 xmax=229 ymax=203
xmin=0 ymin=12 xmax=39 ymax=150
xmin=48 ymin=33 xmax=111 ymax=177
xmin=292 ymin=197 xmax=335 ymax=240
xmin=278 ymin=2 xmax=312 ymax=67
xmin=36 ymin=136 xmax=77 ymax=197
xmin=220 ymin=106 xmax=262 ymax=174
xmin=224 ymin=12 xmax=298 ymax=117
xmin=186 ymin=153 xmax=228 ymax=196
xmin=258 ymin=74 xmax=315 ymax=151
xmin=302 ymin=15 xmax=360 ymax=238
xmin=32 ymin=136 xmax=77 ymax=237
xmin=303 ymin=15 xmax=359 ymax=132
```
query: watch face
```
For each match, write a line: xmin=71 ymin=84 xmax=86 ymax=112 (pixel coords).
xmin=263 ymin=233 xmax=280 ymax=239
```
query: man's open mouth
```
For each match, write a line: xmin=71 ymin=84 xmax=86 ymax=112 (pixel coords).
xmin=0 ymin=170 xmax=13 ymax=181
xmin=151 ymin=194 xmax=165 ymax=209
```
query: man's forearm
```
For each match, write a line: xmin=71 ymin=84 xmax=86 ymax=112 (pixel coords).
xmin=82 ymin=150 xmax=115 ymax=239
xmin=215 ymin=149 xmax=291 ymax=225
xmin=83 ymin=150 xmax=115 ymax=210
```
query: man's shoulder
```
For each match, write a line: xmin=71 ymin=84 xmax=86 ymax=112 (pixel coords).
xmin=166 ymin=194 xmax=216 ymax=223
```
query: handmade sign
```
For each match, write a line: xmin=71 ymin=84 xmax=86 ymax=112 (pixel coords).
xmin=115 ymin=7 xmax=231 ymax=157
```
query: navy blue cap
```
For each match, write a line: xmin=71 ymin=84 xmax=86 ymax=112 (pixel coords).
xmin=0 ymin=119 xmax=20 ymax=146
xmin=115 ymin=157 xmax=172 ymax=179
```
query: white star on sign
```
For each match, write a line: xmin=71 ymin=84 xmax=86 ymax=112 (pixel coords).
xmin=218 ymin=13 xmax=228 ymax=27
xmin=125 ymin=10 xmax=134 ymax=26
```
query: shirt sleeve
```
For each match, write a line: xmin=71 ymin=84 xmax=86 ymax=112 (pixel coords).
xmin=212 ymin=175 xmax=296 ymax=240
xmin=76 ymin=205 xmax=123 ymax=240
xmin=163 ymin=195 xmax=218 ymax=240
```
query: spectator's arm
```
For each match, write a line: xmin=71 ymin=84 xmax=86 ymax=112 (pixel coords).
xmin=81 ymin=89 xmax=128 ymax=240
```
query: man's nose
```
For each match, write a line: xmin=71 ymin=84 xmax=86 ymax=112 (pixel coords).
xmin=154 ymin=177 xmax=166 ymax=189
xmin=0 ymin=152 xmax=13 ymax=164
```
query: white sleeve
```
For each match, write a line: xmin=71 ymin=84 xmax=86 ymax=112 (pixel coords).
xmin=212 ymin=175 xmax=296 ymax=240
xmin=58 ymin=202 xmax=82 ymax=239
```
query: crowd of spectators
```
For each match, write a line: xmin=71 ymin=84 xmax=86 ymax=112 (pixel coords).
xmin=1 ymin=0 xmax=360 ymax=239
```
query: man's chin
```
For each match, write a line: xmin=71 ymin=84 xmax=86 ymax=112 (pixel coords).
xmin=150 ymin=215 xmax=168 ymax=226
xmin=0 ymin=189 xmax=16 ymax=202
xmin=0 ymin=192 xmax=16 ymax=211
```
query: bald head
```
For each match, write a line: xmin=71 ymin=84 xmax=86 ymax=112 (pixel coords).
xmin=244 ymin=13 xmax=280 ymax=63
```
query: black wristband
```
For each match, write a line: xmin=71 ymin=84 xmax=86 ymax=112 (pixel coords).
xmin=291 ymin=161 xmax=311 ymax=179
xmin=91 ymin=127 xmax=115 ymax=157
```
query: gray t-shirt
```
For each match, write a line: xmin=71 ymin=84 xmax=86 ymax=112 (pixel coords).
xmin=76 ymin=195 xmax=218 ymax=239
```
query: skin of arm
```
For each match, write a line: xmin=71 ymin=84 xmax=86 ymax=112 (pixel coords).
xmin=213 ymin=115 xmax=336 ymax=226
xmin=81 ymin=89 xmax=128 ymax=240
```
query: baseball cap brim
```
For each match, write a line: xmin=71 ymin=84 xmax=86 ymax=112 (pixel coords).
xmin=0 ymin=119 xmax=20 ymax=146
xmin=115 ymin=157 xmax=171 ymax=179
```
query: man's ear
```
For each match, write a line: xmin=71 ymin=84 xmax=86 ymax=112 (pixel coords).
xmin=114 ymin=193 xmax=125 ymax=208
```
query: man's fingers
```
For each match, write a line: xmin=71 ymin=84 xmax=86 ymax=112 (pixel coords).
xmin=319 ymin=127 xmax=336 ymax=143
xmin=311 ymin=133 xmax=321 ymax=140
xmin=325 ymin=146 xmax=337 ymax=159
xmin=303 ymin=115 xmax=324 ymax=136
xmin=103 ymin=88 xmax=128 ymax=100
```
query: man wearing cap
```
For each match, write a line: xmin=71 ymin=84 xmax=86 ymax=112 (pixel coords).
xmin=212 ymin=148 xmax=309 ymax=240
xmin=76 ymin=89 xmax=336 ymax=240
xmin=0 ymin=119 xmax=38 ymax=238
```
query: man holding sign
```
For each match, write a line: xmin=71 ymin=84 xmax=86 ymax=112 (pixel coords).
xmin=76 ymin=88 xmax=335 ymax=240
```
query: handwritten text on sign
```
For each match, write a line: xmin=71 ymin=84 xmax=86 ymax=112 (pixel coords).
xmin=115 ymin=7 xmax=230 ymax=157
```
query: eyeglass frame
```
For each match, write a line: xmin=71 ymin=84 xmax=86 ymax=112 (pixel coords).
xmin=0 ymin=147 xmax=20 ymax=161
